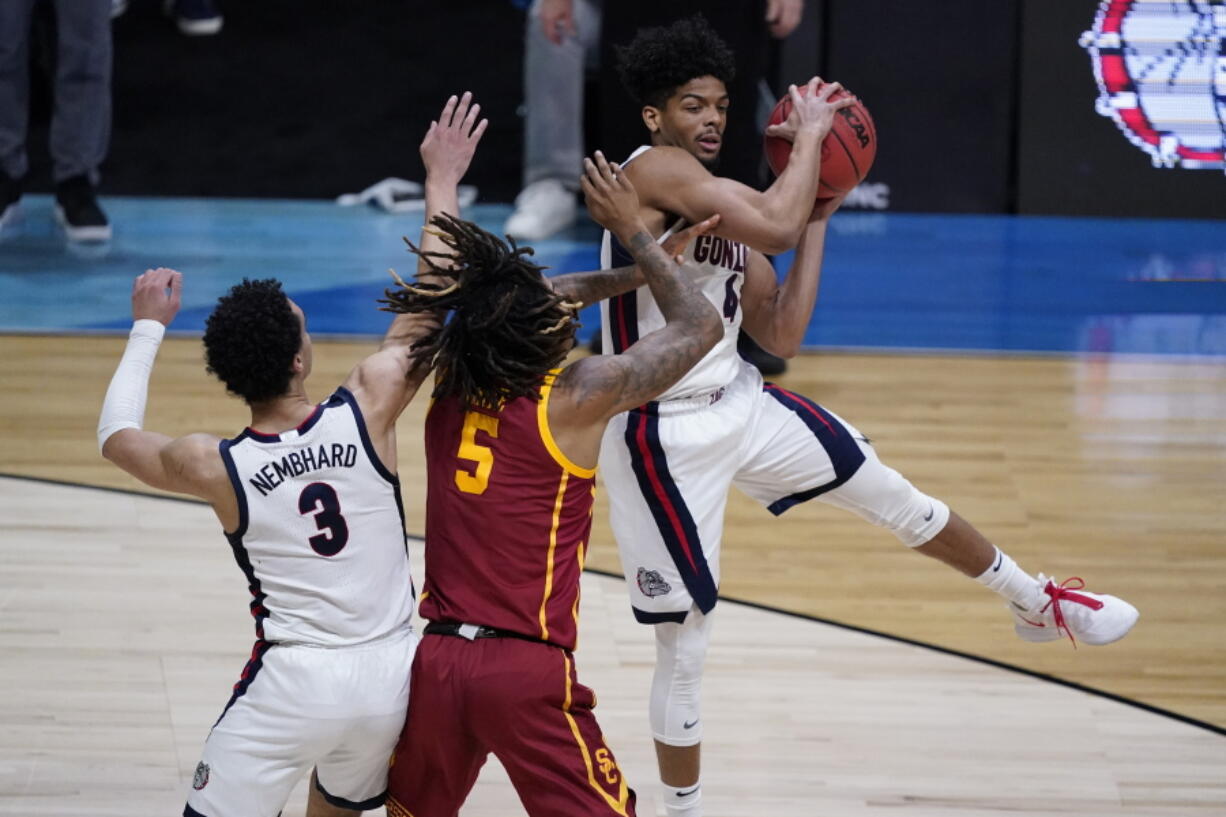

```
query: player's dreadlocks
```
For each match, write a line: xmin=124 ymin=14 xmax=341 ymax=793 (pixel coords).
xmin=616 ymin=14 xmax=736 ymax=109
xmin=380 ymin=213 xmax=581 ymax=409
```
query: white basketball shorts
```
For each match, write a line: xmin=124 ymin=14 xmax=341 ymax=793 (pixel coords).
xmin=184 ymin=626 xmax=417 ymax=817
xmin=600 ymin=359 xmax=948 ymax=623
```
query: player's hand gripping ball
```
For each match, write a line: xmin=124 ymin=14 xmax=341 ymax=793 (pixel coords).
xmin=763 ymin=83 xmax=877 ymax=198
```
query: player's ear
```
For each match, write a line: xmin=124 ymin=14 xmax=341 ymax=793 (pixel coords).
xmin=642 ymin=105 xmax=662 ymax=134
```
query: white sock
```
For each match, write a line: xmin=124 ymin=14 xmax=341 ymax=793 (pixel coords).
xmin=662 ymin=781 xmax=702 ymax=817
xmin=975 ymin=547 xmax=1043 ymax=610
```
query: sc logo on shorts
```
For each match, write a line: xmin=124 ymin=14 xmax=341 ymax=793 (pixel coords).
xmin=595 ymin=748 xmax=620 ymax=785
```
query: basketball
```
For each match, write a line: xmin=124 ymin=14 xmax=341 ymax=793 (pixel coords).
xmin=763 ymin=84 xmax=877 ymax=198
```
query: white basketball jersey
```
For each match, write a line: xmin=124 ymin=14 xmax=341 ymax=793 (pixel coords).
xmin=219 ymin=388 xmax=414 ymax=646
xmin=599 ymin=146 xmax=745 ymax=401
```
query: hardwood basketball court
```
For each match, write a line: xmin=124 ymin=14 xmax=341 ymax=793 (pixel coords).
xmin=1 ymin=191 xmax=1223 ymax=814
xmin=2 ymin=332 xmax=1222 ymax=815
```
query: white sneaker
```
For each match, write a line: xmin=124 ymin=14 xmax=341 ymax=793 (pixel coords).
xmin=165 ymin=0 xmax=223 ymax=36
xmin=503 ymin=179 xmax=576 ymax=241
xmin=0 ymin=199 xmax=20 ymax=233
xmin=1012 ymin=574 xmax=1138 ymax=646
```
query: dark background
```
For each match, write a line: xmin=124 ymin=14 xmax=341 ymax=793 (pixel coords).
xmin=26 ymin=0 xmax=529 ymax=200
xmin=825 ymin=0 xmax=1023 ymax=214
xmin=21 ymin=0 xmax=1225 ymax=218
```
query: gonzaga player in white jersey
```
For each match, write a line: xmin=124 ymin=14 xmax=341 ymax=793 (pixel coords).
xmin=223 ymin=402 xmax=412 ymax=646
xmin=96 ymin=94 xmax=486 ymax=817
xmin=596 ymin=18 xmax=1139 ymax=817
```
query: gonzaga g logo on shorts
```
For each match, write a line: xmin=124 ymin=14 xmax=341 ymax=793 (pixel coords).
xmin=1079 ymin=1 xmax=1226 ymax=171
xmin=636 ymin=567 xmax=672 ymax=598
xmin=192 ymin=761 xmax=210 ymax=790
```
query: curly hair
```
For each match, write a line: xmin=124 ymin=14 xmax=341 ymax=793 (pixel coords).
xmin=203 ymin=278 xmax=302 ymax=405
xmin=615 ymin=14 xmax=736 ymax=108
xmin=379 ymin=214 xmax=580 ymax=410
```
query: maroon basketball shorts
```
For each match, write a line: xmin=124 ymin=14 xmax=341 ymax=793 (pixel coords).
xmin=386 ymin=633 xmax=636 ymax=817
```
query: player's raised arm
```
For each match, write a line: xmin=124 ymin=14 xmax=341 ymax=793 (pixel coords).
xmin=553 ymin=152 xmax=722 ymax=421
xmin=342 ymin=92 xmax=489 ymax=435
xmin=414 ymin=91 xmax=488 ymax=275
xmin=740 ymin=192 xmax=845 ymax=358
xmin=628 ymin=78 xmax=853 ymax=255
xmin=98 ymin=269 xmax=227 ymax=501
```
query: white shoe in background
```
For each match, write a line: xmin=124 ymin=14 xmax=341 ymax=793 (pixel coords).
xmin=504 ymin=179 xmax=576 ymax=241
xmin=165 ymin=0 xmax=223 ymax=36
xmin=336 ymin=178 xmax=477 ymax=213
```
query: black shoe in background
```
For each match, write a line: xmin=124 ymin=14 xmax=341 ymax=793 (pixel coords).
xmin=0 ymin=171 xmax=21 ymax=231
xmin=738 ymin=331 xmax=788 ymax=376
xmin=55 ymin=175 xmax=112 ymax=243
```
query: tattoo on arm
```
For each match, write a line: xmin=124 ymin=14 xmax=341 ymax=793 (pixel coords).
xmin=628 ymin=230 xmax=701 ymax=323
xmin=567 ymin=231 xmax=722 ymax=413
xmin=550 ymin=264 xmax=644 ymax=306
xmin=608 ymin=325 xmax=715 ymax=410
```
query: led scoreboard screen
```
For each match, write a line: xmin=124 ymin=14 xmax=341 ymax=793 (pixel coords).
xmin=1081 ymin=1 xmax=1226 ymax=172
xmin=1017 ymin=0 xmax=1225 ymax=218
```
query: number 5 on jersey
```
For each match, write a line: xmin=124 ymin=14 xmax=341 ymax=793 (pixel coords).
xmin=456 ymin=411 xmax=500 ymax=494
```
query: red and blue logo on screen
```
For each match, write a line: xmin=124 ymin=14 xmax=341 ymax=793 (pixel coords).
xmin=1080 ymin=0 xmax=1226 ymax=172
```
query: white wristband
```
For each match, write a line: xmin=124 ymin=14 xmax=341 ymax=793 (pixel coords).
xmin=97 ymin=319 xmax=166 ymax=452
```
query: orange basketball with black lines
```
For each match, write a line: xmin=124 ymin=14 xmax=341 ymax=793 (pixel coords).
xmin=763 ymin=84 xmax=876 ymax=198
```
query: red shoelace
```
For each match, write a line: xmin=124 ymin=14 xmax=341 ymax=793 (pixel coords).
xmin=1041 ymin=577 xmax=1103 ymax=647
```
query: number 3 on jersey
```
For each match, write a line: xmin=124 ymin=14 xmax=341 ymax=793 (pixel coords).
xmin=298 ymin=482 xmax=349 ymax=556
xmin=456 ymin=411 xmax=500 ymax=494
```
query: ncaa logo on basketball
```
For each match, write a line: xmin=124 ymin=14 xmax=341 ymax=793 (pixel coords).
xmin=838 ymin=107 xmax=871 ymax=149
xmin=192 ymin=761 xmax=210 ymax=790
xmin=636 ymin=567 xmax=672 ymax=598
xmin=1079 ymin=0 xmax=1226 ymax=171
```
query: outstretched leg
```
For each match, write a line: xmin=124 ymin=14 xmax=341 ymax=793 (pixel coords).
xmin=737 ymin=383 xmax=1139 ymax=648
xmin=825 ymin=453 xmax=1139 ymax=645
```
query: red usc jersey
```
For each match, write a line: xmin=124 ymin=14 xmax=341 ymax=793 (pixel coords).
xmin=419 ymin=371 xmax=596 ymax=651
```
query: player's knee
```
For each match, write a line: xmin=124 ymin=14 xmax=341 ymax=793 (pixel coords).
xmin=650 ymin=612 xmax=713 ymax=745
xmin=890 ymin=488 xmax=950 ymax=548
xmin=835 ymin=456 xmax=950 ymax=548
